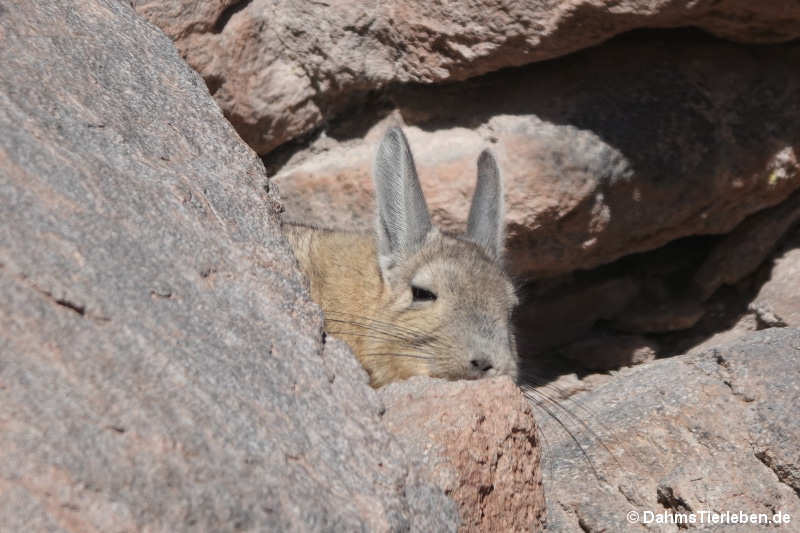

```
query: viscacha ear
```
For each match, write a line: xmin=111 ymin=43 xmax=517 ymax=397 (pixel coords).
xmin=373 ymin=127 xmax=432 ymax=271
xmin=466 ymin=148 xmax=504 ymax=261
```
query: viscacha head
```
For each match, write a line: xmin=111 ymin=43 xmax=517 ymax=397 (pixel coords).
xmin=363 ymin=127 xmax=519 ymax=387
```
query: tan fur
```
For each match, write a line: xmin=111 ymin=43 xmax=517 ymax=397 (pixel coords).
xmin=284 ymin=223 xmax=519 ymax=387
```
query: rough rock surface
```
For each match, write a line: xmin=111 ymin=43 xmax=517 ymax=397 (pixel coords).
xmin=133 ymin=0 xmax=800 ymax=153
xmin=538 ymin=328 xmax=800 ymax=532
xmin=0 ymin=2 xmax=457 ymax=531
xmin=379 ymin=377 xmax=545 ymax=533
xmin=275 ymin=37 xmax=800 ymax=279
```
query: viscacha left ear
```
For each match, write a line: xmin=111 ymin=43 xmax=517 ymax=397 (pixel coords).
xmin=372 ymin=127 xmax=433 ymax=272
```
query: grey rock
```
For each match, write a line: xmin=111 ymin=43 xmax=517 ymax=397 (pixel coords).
xmin=0 ymin=1 xmax=456 ymax=531
xmin=539 ymin=328 xmax=800 ymax=532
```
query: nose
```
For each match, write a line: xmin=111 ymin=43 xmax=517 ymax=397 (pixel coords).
xmin=470 ymin=358 xmax=494 ymax=373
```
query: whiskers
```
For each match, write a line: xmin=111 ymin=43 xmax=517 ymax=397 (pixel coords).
xmin=323 ymin=310 xmax=456 ymax=363
xmin=362 ymin=352 xmax=435 ymax=361
xmin=519 ymin=369 xmax=629 ymax=484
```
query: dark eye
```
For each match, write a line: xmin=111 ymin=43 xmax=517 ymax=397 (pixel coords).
xmin=411 ymin=286 xmax=437 ymax=302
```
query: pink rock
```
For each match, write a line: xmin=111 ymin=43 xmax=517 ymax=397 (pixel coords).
xmin=379 ymin=377 xmax=545 ymax=532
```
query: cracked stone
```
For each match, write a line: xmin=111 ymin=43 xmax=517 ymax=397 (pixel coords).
xmin=539 ymin=328 xmax=800 ymax=532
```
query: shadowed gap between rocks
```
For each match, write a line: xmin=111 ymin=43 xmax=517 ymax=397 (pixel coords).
xmin=213 ymin=0 xmax=252 ymax=34
xmin=516 ymin=213 xmax=800 ymax=388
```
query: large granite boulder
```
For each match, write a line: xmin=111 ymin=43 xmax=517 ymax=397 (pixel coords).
xmin=0 ymin=2 xmax=466 ymax=530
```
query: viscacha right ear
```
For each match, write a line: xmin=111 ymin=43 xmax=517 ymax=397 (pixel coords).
xmin=373 ymin=127 xmax=432 ymax=272
xmin=466 ymin=148 xmax=504 ymax=262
